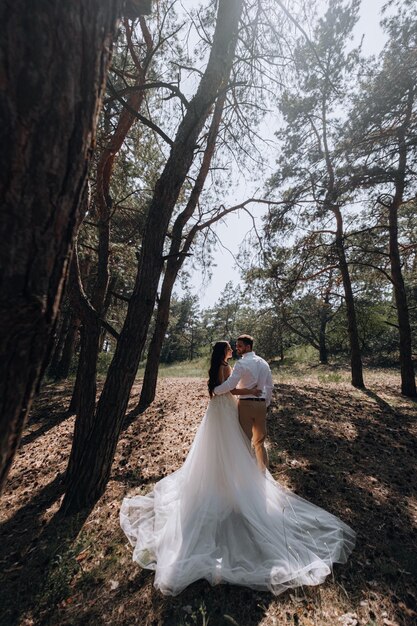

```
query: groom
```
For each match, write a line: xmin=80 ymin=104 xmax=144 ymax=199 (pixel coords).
xmin=213 ymin=334 xmax=273 ymax=471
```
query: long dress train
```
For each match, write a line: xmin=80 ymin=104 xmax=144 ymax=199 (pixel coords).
xmin=120 ymin=393 xmax=356 ymax=596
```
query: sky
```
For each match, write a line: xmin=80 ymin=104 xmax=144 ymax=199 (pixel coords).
xmin=179 ymin=0 xmax=389 ymax=309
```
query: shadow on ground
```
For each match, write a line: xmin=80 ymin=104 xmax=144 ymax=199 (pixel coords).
xmin=0 ymin=474 xmax=84 ymax=625
xmin=268 ymin=382 xmax=417 ymax=625
xmin=1 ymin=377 xmax=417 ymax=625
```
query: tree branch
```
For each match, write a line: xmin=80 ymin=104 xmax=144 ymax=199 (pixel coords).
xmin=105 ymin=81 xmax=190 ymax=108
xmin=107 ymin=80 xmax=174 ymax=146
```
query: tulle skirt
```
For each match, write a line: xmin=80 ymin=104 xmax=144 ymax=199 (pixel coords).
xmin=120 ymin=393 xmax=356 ymax=596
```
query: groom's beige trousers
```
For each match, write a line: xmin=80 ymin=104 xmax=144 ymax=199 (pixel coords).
xmin=238 ymin=399 xmax=268 ymax=472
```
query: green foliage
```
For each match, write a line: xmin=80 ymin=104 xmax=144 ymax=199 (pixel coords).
xmin=156 ymin=356 xmax=210 ymax=378
xmin=237 ymin=0 xmax=417 ymax=373
xmin=65 ymin=0 xmax=417 ymax=378
xmin=200 ymin=281 xmax=243 ymax=348
xmin=317 ymin=371 xmax=343 ymax=383
xmin=160 ymin=292 xmax=203 ymax=363
xmin=285 ymin=344 xmax=318 ymax=365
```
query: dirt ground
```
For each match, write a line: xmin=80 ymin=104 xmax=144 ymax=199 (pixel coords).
xmin=1 ymin=371 xmax=417 ymax=626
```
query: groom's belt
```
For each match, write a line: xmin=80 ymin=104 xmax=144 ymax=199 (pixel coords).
xmin=239 ymin=397 xmax=265 ymax=402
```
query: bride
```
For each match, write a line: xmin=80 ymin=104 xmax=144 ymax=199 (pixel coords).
xmin=120 ymin=341 xmax=356 ymax=596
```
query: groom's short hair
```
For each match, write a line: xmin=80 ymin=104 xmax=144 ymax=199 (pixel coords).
xmin=237 ymin=334 xmax=253 ymax=348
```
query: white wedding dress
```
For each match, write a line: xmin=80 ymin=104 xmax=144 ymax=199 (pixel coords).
xmin=120 ymin=393 xmax=355 ymax=596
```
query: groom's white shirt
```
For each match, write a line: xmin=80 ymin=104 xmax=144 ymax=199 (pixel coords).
xmin=213 ymin=351 xmax=273 ymax=406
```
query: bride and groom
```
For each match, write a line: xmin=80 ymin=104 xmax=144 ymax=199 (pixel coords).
xmin=120 ymin=334 xmax=355 ymax=596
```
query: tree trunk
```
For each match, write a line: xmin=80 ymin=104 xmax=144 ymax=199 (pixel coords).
xmin=61 ymin=0 xmax=244 ymax=514
xmin=53 ymin=314 xmax=81 ymax=380
xmin=387 ymin=87 xmax=416 ymax=397
xmin=333 ymin=208 xmax=365 ymax=388
xmin=66 ymin=240 xmax=109 ymax=423
xmin=0 ymin=0 xmax=122 ymax=493
xmin=279 ymin=337 xmax=284 ymax=362
xmin=48 ymin=308 xmax=72 ymax=378
xmin=65 ymin=249 xmax=102 ymax=431
xmin=68 ymin=325 xmax=86 ymax=416
xmin=137 ymin=90 xmax=228 ymax=411
xmin=389 ymin=208 xmax=416 ymax=396
xmin=67 ymin=18 xmax=152 ymax=449
xmin=138 ymin=265 xmax=178 ymax=410
xmin=318 ymin=275 xmax=332 ymax=365
xmin=66 ymin=318 xmax=102 ymax=478
xmin=318 ymin=330 xmax=328 ymax=364
xmin=318 ymin=301 xmax=328 ymax=363
xmin=190 ymin=327 xmax=195 ymax=361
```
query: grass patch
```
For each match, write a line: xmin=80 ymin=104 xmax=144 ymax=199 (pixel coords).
xmin=284 ymin=344 xmax=319 ymax=365
xmin=157 ymin=357 xmax=210 ymax=378
xmin=35 ymin=528 xmax=94 ymax=615
xmin=135 ymin=356 xmax=212 ymax=379
xmin=37 ymin=546 xmax=80 ymax=610
xmin=317 ymin=371 xmax=343 ymax=384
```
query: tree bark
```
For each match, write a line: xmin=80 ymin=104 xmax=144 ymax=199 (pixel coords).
xmin=48 ymin=308 xmax=72 ymax=378
xmin=66 ymin=20 xmax=153 ymax=478
xmin=67 ymin=318 xmax=102 ymax=467
xmin=65 ymin=247 xmax=102 ymax=430
xmin=68 ymin=325 xmax=86 ymax=416
xmin=52 ymin=313 xmax=80 ymax=380
xmin=137 ymin=263 xmax=178 ymax=410
xmin=389 ymin=202 xmax=416 ymax=396
xmin=137 ymin=91 xmax=228 ymax=410
xmin=318 ymin=323 xmax=328 ymax=364
xmin=0 ymin=0 xmax=122 ymax=493
xmin=333 ymin=207 xmax=365 ymax=388
xmin=318 ymin=274 xmax=333 ymax=365
xmin=388 ymin=87 xmax=416 ymax=397
xmin=61 ymin=0 xmax=244 ymax=514
xmin=320 ymin=90 xmax=363 ymax=386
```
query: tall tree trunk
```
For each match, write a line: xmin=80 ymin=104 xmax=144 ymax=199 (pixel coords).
xmin=138 ymin=91 xmax=228 ymax=410
xmin=61 ymin=0 xmax=244 ymax=514
xmin=53 ymin=314 xmax=81 ymax=380
xmin=389 ymin=203 xmax=416 ymax=396
xmin=321 ymin=90 xmax=363 ymax=387
xmin=65 ymin=241 xmax=108 ymax=425
xmin=318 ymin=273 xmax=333 ymax=365
xmin=190 ymin=327 xmax=195 ymax=361
xmin=65 ymin=249 xmax=102 ymax=428
xmin=138 ymin=264 xmax=178 ymax=410
xmin=333 ymin=207 xmax=365 ymax=388
xmin=0 ymin=0 xmax=122 ymax=493
xmin=67 ymin=17 xmax=152 ymax=454
xmin=318 ymin=322 xmax=328 ymax=364
xmin=67 ymin=319 xmax=102 ymax=471
xmin=48 ymin=308 xmax=72 ymax=378
xmin=69 ymin=325 xmax=87 ymax=416
xmin=388 ymin=88 xmax=416 ymax=396
xmin=65 ymin=258 xmax=120 ymax=480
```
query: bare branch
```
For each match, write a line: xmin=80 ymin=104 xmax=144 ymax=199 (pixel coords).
xmin=348 ymin=261 xmax=393 ymax=284
xmin=107 ymin=80 xmax=174 ymax=146
xmin=105 ymin=81 xmax=190 ymax=108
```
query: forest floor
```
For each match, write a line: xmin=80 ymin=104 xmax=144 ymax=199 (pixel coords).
xmin=1 ymin=366 xmax=417 ymax=626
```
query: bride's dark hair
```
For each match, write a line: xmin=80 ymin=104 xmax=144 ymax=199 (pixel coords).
xmin=208 ymin=341 xmax=229 ymax=397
